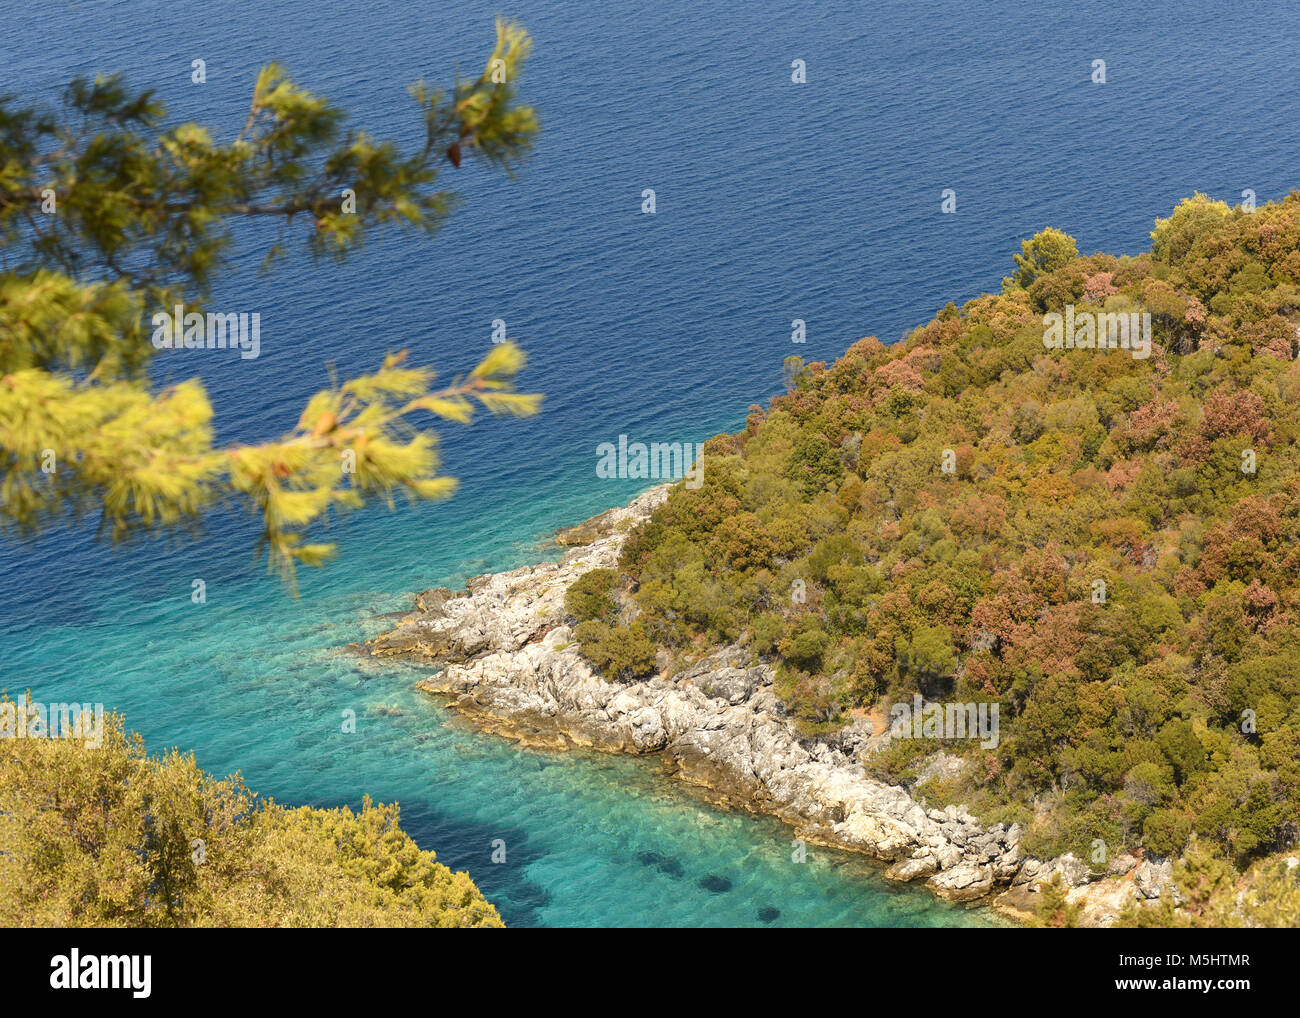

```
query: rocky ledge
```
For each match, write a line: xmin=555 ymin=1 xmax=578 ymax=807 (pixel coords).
xmin=364 ymin=485 xmax=1172 ymax=926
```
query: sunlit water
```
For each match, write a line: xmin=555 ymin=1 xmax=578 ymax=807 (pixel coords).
xmin=3 ymin=0 xmax=1295 ymax=926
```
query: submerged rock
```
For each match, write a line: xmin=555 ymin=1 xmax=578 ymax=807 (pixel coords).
xmin=637 ymin=851 xmax=685 ymax=878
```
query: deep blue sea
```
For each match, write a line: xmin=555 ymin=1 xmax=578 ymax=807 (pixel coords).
xmin=2 ymin=0 xmax=1297 ymax=927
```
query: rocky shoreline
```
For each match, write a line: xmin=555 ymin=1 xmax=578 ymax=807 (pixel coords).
xmin=363 ymin=485 xmax=1172 ymax=926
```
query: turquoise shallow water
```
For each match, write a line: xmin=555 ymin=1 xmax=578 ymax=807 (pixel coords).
xmin=5 ymin=0 xmax=1297 ymax=926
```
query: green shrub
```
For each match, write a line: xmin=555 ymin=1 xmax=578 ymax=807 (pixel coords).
xmin=0 ymin=704 xmax=503 ymax=927
xmin=1144 ymin=809 xmax=1193 ymax=858
xmin=573 ymin=620 xmax=658 ymax=681
xmin=564 ymin=568 xmax=620 ymax=625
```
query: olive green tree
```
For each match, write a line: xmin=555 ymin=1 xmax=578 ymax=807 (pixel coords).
xmin=0 ymin=701 xmax=503 ymax=927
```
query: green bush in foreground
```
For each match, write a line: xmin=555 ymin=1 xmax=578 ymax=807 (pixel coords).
xmin=0 ymin=703 xmax=503 ymax=928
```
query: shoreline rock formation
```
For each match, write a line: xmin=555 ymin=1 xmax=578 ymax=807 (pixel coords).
xmin=363 ymin=485 xmax=1168 ymax=926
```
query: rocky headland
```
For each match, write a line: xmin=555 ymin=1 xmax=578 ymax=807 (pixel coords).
xmin=362 ymin=485 xmax=1173 ymax=926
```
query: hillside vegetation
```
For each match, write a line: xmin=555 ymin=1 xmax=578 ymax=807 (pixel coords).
xmin=597 ymin=192 xmax=1300 ymax=876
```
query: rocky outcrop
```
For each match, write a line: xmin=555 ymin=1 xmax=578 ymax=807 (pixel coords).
xmin=363 ymin=486 xmax=1160 ymax=925
xmin=368 ymin=488 xmax=661 ymax=664
xmin=992 ymin=850 xmax=1175 ymax=926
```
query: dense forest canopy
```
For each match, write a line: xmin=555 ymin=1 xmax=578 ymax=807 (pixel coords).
xmin=588 ymin=192 xmax=1300 ymax=873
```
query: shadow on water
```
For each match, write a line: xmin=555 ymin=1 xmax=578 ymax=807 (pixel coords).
xmin=306 ymin=796 xmax=554 ymax=928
